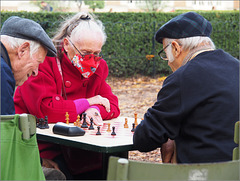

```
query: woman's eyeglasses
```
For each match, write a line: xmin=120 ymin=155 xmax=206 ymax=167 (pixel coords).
xmin=68 ymin=38 xmax=101 ymax=60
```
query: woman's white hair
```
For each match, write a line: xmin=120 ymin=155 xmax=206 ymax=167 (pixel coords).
xmin=53 ymin=12 xmax=107 ymax=57
xmin=71 ymin=14 xmax=107 ymax=45
xmin=1 ymin=35 xmax=41 ymax=57
xmin=165 ymin=36 xmax=216 ymax=62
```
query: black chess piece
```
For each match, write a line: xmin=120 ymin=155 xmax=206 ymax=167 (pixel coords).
xmin=96 ymin=126 xmax=101 ymax=135
xmin=88 ymin=118 xmax=94 ymax=130
xmin=111 ymin=126 xmax=116 ymax=136
xmin=44 ymin=116 xmax=49 ymax=129
xmin=39 ymin=118 xmax=45 ymax=129
xmin=36 ymin=116 xmax=40 ymax=128
xmin=81 ymin=112 xmax=88 ymax=128
xmin=131 ymin=123 xmax=135 ymax=132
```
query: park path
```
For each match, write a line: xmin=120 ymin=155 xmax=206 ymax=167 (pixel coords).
xmin=106 ymin=75 xmax=166 ymax=163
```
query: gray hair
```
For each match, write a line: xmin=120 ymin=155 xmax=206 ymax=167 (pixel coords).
xmin=1 ymin=35 xmax=41 ymax=58
xmin=165 ymin=36 xmax=216 ymax=63
xmin=165 ymin=36 xmax=215 ymax=51
xmin=53 ymin=12 xmax=107 ymax=57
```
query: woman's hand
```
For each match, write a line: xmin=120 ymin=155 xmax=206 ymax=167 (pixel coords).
xmin=42 ymin=158 xmax=60 ymax=170
xmin=81 ymin=107 xmax=103 ymax=126
xmin=87 ymin=95 xmax=110 ymax=112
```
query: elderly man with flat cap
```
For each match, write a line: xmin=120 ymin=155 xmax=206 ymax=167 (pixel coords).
xmin=1 ymin=16 xmax=57 ymax=115
xmin=133 ymin=12 xmax=239 ymax=164
xmin=1 ymin=16 xmax=66 ymax=180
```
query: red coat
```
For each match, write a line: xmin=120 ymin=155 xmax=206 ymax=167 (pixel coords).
xmin=14 ymin=53 xmax=120 ymax=160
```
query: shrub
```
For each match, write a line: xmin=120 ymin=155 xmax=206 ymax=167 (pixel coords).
xmin=1 ymin=11 xmax=239 ymax=77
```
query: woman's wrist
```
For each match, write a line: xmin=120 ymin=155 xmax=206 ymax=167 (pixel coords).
xmin=73 ymin=98 xmax=90 ymax=114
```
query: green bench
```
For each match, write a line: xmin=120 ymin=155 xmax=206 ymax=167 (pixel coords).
xmin=107 ymin=121 xmax=240 ymax=180
xmin=233 ymin=121 xmax=239 ymax=160
xmin=107 ymin=157 xmax=240 ymax=180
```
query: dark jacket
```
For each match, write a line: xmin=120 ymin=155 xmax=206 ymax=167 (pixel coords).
xmin=133 ymin=49 xmax=239 ymax=163
xmin=1 ymin=42 xmax=15 ymax=115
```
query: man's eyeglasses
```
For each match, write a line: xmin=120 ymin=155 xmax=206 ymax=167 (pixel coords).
xmin=157 ymin=43 xmax=171 ymax=60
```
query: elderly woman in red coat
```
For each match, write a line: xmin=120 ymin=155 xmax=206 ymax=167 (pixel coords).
xmin=14 ymin=12 xmax=120 ymax=179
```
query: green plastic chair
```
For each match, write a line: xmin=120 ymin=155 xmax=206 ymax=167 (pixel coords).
xmin=1 ymin=114 xmax=45 ymax=180
xmin=233 ymin=121 xmax=239 ymax=160
xmin=107 ymin=156 xmax=240 ymax=180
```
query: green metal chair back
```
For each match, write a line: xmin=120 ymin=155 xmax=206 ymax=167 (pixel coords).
xmin=1 ymin=114 xmax=45 ymax=180
xmin=107 ymin=156 xmax=240 ymax=180
xmin=232 ymin=121 xmax=239 ymax=160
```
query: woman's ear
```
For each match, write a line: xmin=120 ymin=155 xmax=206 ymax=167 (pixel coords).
xmin=171 ymin=41 xmax=182 ymax=58
xmin=17 ymin=42 xmax=30 ymax=58
xmin=63 ymin=38 xmax=70 ymax=53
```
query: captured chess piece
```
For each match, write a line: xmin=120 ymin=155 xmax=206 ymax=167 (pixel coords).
xmin=107 ymin=123 xmax=111 ymax=132
xmin=39 ymin=118 xmax=45 ymax=129
xmin=36 ymin=116 xmax=41 ymax=128
xmin=111 ymin=126 xmax=116 ymax=136
xmin=44 ymin=116 xmax=49 ymax=129
xmin=124 ymin=118 xmax=128 ymax=128
xmin=81 ymin=113 xmax=88 ymax=128
xmin=131 ymin=123 xmax=136 ymax=132
xmin=96 ymin=126 xmax=101 ymax=135
xmin=65 ymin=112 xmax=69 ymax=125
xmin=88 ymin=118 xmax=94 ymax=130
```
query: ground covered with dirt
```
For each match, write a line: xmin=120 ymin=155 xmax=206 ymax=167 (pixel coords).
xmin=106 ymin=75 xmax=166 ymax=163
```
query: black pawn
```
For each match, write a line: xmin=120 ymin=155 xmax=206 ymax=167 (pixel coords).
xmin=81 ymin=113 xmax=88 ymax=128
xmin=96 ymin=126 xmax=101 ymax=135
xmin=88 ymin=118 xmax=94 ymax=130
xmin=131 ymin=123 xmax=136 ymax=132
xmin=39 ymin=118 xmax=45 ymax=129
xmin=111 ymin=126 xmax=116 ymax=136
xmin=44 ymin=116 xmax=49 ymax=129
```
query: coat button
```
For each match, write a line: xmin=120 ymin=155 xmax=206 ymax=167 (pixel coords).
xmin=83 ymin=81 xmax=88 ymax=87
xmin=55 ymin=96 xmax=60 ymax=101
xmin=65 ymin=81 xmax=72 ymax=88
xmin=110 ymin=113 xmax=114 ymax=117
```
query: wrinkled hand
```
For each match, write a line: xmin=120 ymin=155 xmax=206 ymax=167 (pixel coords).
xmin=161 ymin=139 xmax=176 ymax=163
xmin=42 ymin=158 xmax=60 ymax=170
xmin=87 ymin=95 xmax=110 ymax=112
xmin=81 ymin=108 xmax=103 ymax=126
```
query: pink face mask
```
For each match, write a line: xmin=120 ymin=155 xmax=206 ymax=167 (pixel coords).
xmin=71 ymin=54 xmax=101 ymax=78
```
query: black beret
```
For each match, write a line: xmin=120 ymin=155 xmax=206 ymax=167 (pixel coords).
xmin=1 ymin=16 xmax=57 ymax=57
xmin=155 ymin=12 xmax=212 ymax=44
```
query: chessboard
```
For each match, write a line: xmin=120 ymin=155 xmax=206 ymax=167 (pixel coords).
xmin=36 ymin=116 xmax=141 ymax=153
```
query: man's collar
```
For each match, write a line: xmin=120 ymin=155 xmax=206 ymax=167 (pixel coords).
xmin=181 ymin=45 xmax=214 ymax=66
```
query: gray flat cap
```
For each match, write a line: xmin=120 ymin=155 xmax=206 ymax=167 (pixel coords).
xmin=1 ymin=16 xmax=57 ymax=57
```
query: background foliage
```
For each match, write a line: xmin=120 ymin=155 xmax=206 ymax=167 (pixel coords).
xmin=84 ymin=1 xmax=105 ymax=12
xmin=1 ymin=11 xmax=239 ymax=77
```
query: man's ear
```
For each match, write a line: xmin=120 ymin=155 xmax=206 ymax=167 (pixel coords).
xmin=171 ymin=41 xmax=181 ymax=58
xmin=17 ymin=42 xmax=30 ymax=58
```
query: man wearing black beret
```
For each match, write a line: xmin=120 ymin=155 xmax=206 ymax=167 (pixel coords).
xmin=133 ymin=12 xmax=239 ymax=163
xmin=1 ymin=16 xmax=66 ymax=180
